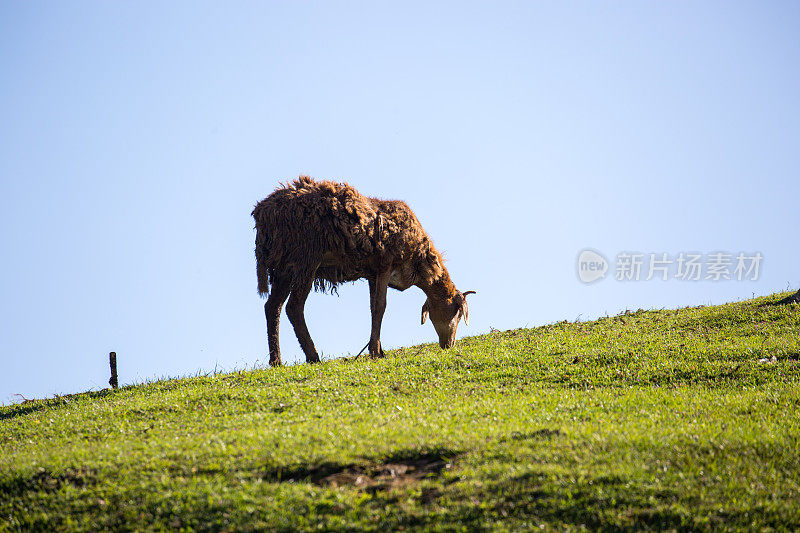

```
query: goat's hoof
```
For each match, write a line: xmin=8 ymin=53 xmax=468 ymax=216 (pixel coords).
xmin=307 ymin=355 xmax=321 ymax=364
xmin=269 ymin=359 xmax=282 ymax=367
xmin=369 ymin=347 xmax=386 ymax=359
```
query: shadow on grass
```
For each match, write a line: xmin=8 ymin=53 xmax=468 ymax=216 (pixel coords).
xmin=0 ymin=467 xmax=97 ymax=497
xmin=0 ymin=390 xmax=113 ymax=421
xmin=370 ymin=470 xmax=792 ymax=532
xmin=484 ymin=472 xmax=686 ymax=529
xmin=0 ymin=402 xmax=47 ymax=421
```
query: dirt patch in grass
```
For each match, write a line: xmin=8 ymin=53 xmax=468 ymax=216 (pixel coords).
xmin=263 ymin=448 xmax=458 ymax=492
xmin=320 ymin=456 xmax=451 ymax=491
xmin=508 ymin=428 xmax=564 ymax=440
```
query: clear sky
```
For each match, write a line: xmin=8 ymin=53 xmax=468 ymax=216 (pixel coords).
xmin=1 ymin=2 xmax=798 ymax=405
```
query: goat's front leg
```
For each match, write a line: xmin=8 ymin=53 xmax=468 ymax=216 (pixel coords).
xmin=367 ymin=270 xmax=390 ymax=357
xmin=286 ymin=275 xmax=320 ymax=364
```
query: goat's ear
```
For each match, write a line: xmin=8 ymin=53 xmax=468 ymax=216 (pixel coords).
xmin=461 ymin=291 xmax=475 ymax=326
xmin=421 ymin=299 xmax=430 ymax=325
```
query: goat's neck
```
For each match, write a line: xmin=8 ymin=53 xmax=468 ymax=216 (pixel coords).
xmin=418 ymin=270 xmax=458 ymax=304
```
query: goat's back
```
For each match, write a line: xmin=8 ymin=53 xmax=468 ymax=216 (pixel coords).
xmin=252 ymin=176 xmax=444 ymax=294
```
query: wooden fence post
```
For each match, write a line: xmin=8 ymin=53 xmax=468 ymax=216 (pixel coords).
xmin=109 ymin=352 xmax=118 ymax=390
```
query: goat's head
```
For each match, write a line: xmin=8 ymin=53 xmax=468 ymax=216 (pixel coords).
xmin=421 ymin=290 xmax=476 ymax=349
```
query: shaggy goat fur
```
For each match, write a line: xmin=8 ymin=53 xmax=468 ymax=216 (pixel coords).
xmin=252 ymin=176 xmax=470 ymax=365
xmin=253 ymin=176 xmax=452 ymax=297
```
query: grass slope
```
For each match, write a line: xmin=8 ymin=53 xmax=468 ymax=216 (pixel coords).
xmin=1 ymin=293 xmax=799 ymax=531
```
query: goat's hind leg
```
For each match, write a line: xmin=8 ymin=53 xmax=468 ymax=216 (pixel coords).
xmin=265 ymin=275 xmax=290 ymax=366
xmin=367 ymin=271 xmax=389 ymax=358
xmin=286 ymin=275 xmax=321 ymax=364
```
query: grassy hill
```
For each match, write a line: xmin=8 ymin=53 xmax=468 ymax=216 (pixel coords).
xmin=2 ymin=293 xmax=799 ymax=531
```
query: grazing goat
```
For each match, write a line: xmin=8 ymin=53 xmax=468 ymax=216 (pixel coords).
xmin=252 ymin=176 xmax=475 ymax=365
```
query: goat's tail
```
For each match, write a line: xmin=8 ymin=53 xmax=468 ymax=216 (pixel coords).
xmin=255 ymin=245 xmax=270 ymax=297
xmin=253 ymin=206 xmax=271 ymax=297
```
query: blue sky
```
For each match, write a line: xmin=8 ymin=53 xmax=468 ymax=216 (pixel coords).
xmin=1 ymin=2 xmax=798 ymax=404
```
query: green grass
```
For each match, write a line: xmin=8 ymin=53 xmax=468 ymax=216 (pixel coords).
xmin=2 ymin=292 xmax=799 ymax=531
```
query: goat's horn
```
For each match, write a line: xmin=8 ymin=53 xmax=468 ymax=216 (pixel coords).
xmin=462 ymin=291 xmax=476 ymax=297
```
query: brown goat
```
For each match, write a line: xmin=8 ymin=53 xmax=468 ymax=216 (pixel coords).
xmin=252 ymin=176 xmax=474 ymax=365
